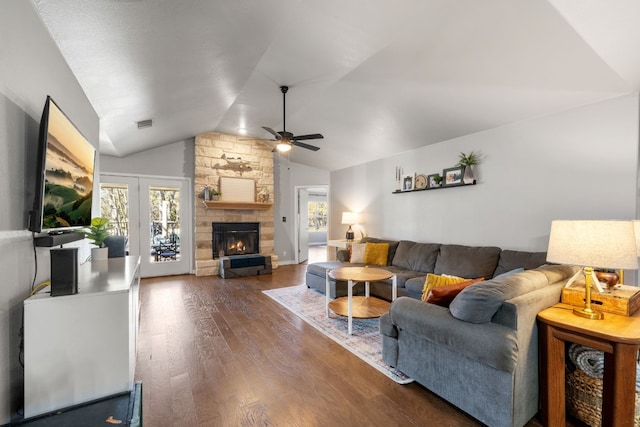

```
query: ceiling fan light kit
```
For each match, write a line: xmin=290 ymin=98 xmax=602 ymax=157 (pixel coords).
xmin=276 ymin=141 xmax=292 ymax=152
xmin=261 ymin=85 xmax=324 ymax=152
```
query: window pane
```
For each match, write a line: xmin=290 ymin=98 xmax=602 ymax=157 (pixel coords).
xmin=308 ymin=201 xmax=327 ymax=231
xmin=100 ymin=184 xmax=129 ymax=237
xmin=149 ymin=186 xmax=181 ymax=263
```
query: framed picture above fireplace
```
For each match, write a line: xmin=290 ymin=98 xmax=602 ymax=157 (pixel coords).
xmin=219 ymin=177 xmax=255 ymax=202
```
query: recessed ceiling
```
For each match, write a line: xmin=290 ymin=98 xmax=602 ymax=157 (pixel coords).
xmin=32 ymin=0 xmax=640 ymax=171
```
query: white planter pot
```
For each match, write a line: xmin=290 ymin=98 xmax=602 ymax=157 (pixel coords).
xmin=463 ymin=166 xmax=475 ymax=184
xmin=91 ymin=247 xmax=109 ymax=261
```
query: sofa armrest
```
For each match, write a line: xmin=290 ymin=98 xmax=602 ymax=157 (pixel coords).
xmin=389 ymin=297 xmax=518 ymax=372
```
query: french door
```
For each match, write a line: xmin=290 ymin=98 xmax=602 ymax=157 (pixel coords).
xmin=100 ymin=174 xmax=192 ymax=278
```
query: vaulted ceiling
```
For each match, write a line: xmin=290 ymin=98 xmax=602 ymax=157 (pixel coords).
xmin=32 ymin=0 xmax=640 ymax=171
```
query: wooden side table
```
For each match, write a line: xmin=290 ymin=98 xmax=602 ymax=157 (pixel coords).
xmin=325 ymin=266 xmax=397 ymax=335
xmin=538 ymin=303 xmax=640 ymax=427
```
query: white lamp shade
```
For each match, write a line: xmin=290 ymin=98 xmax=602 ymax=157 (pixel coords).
xmin=547 ymin=220 xmax=639 ymax=270
xmin=341 ymin=212 xmax=359 ymax=225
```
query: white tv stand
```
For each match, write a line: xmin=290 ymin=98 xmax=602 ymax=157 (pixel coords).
xmin=23 ymin=256 xmax=141 ymax=418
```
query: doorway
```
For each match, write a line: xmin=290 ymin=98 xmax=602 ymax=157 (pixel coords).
xmin=295 ymin=185 xmax=328 ymax=263
xmin=100 ymin=174 xmax=192 ymax=277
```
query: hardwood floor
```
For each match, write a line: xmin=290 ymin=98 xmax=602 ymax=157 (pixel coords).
xmin=135 ymin=264 xmax=583 ymax=427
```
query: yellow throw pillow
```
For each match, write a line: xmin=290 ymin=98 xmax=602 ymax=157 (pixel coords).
xmin=364 ymin=243 xmax=389 ymax=266
xmin=421 ymin=273 xmax=469 ymax=301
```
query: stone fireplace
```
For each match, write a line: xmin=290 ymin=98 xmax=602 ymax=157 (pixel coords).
xmin=194 ymin=132 xmax=276 ymax=276
xmin=212 ymin=222 xmax=260 ymax=258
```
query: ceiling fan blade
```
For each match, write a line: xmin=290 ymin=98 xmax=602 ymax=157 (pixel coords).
xmin=262 ymin=126 xmax=282 ymax=139
xmin=292 ymin=133 xmax=324 ymax=141
xmin=292 ymin=140 xmax=320 ymax=151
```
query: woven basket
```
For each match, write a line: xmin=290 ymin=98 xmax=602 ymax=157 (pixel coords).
xmin=566 ymin=368 xmax=640 ymax=427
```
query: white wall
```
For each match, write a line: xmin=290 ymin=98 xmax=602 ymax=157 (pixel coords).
xmin=0 ymin=1 xmax=100 ymax=423
xmin=331 ymin=94 xmax=639 ymax=252
xmin=100 ymin=138 xmax=195 ymax=179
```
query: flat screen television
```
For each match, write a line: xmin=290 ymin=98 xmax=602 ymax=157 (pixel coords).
xmin=28 ymin=96 xmax=96 ymax=234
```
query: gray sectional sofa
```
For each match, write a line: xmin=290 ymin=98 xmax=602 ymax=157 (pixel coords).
xmin=305 ymin=237 xmax=577 ymax=427
xmin=305 ymin=237 xmax=549 ymax=301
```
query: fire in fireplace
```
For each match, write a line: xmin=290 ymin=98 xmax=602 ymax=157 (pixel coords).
xmin=212 ymin=222 xmax=260 ymax=258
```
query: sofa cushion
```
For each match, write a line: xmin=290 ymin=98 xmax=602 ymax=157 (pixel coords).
xmin=364 ymin=243 xmax=389 ymax=266
xmin=493 ymin=250 xmax=547 ymax=277
xmin=421 ymin=273 xmax=470 ymax=301
xmin=404 ymin=276 xmax=427 ymax=298
xmin=350 ymin=243 xmax=366 ymax=263
xmin=305 ymin=261 xmax=347 ymax=278
xmin=361 ymin=237 xmax=399 ymax=266
xmin=449 ymin=269 xmax=549 ymax=323
xmin=493 ymin=267 xmax=524 ymax=279
xmin=434 ymin=244 xmax=501 ymax=279
xmin=371 ymin=265 xmax=424 ymax=288
xmin=426 ymin=278 xmax=484 ymax=307
xmin=392 ymin=241 xmax=441 ymax=273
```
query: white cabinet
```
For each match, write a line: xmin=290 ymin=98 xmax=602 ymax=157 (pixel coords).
xmin=23 ymin=256 xmax=141 ymax=418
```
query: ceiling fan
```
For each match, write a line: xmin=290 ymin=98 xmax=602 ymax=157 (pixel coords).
xmin=262 ymin=85 xmax=323 ymax=152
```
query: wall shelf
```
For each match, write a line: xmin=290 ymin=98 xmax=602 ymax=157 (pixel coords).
xmin=392 ymin=181 xmax=476 ymax=194
xmin=203 ymin=200 xmax=273 ymax=210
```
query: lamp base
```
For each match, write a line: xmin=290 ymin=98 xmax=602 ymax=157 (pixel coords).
xmin=345 ymin=225 xmax=355 ymax=241
xmin=572 ymin=307 xmax=604 ymax=320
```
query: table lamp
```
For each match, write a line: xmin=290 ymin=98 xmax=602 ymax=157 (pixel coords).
xmin=546 ymin=220 xmax=639 ymax=320
xmin=341 ymin=212 xmax=359 ymax=241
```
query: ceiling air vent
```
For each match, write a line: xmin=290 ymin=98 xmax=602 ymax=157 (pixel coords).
xmin=137 ymin=119 xmax=153 ymax=129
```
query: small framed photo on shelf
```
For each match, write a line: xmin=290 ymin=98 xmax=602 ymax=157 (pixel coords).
xmin=427 ymin=173 xmax=442 ymax=188
xmin=402 ymin=175 xmax=414 ymax=191
xmin=442 ymin=167 xmax=464 ymax=187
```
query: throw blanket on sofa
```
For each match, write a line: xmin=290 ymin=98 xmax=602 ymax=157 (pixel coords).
xmin=568 ymin=344 xmax=640 ymax=391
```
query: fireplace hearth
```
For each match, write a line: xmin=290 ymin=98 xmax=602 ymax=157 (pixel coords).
xmin=212 ymin=222 xmax=260 ymax=259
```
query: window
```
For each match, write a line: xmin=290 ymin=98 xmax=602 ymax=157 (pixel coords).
xmin=308 ymin=201 xmax=327 ymax=231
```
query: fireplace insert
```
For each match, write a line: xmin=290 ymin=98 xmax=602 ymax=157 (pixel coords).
xmin=212 ymin=222 xmax=260 ymax=258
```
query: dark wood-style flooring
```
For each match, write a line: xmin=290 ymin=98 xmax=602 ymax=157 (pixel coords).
xmin=135 ymin=263 xmax=585 ymax=427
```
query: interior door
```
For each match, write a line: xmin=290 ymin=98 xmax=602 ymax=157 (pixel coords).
xmin=297 ymin=187 xmax=309 ymax=263
xmin=139 ymin=177 xmax=191 ymax=277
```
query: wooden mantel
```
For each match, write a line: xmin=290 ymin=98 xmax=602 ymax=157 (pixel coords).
xmin=202 ymin=201 xmax=272 ymax=210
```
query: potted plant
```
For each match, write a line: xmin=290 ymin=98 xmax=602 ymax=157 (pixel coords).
xmin=457 ymin=151 xmax=478 ymax=184
xmin=85 ymin=217 xmax=111 ymax=261
xmin=210 ymin=187 xmax=221 ymax=201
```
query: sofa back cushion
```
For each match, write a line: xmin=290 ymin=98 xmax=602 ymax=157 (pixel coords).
xmin=434 ymin=244 xmax=501 ymax=279
xmin=392 ymin=240 xmax=441 ymax=272
xmin=449 ymin=269 xmax=549 ymax=323
xmin=493 ymin=250 xmax=547 ymax=277
xmin=361 ymin=237 xmax=399 ymax=266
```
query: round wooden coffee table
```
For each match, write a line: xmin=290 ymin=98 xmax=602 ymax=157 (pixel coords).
xmin=325 ymin=266 xmax=397 ymax=335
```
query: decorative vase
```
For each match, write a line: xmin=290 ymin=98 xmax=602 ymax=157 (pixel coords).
xmin=211 ymin=194 xmax=219 ymax=201
xmin=91 ymin=246 xmax=109 ymax=261
xmin=595 ymin=271 xmax=619 ymax=289
xmin=463 ymin=166 xmax=475 ymax=184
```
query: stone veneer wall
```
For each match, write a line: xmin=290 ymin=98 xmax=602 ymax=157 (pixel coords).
xmin=194 ymin=132 xmax=276 ymax=276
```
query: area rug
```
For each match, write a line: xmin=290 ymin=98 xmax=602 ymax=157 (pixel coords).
xmin=262 ymin=285 xmax=413 ymax=384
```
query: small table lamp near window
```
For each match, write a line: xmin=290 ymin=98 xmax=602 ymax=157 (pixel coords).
xmin=546 ymin=220 xmax=639 ymax=320
xmin=341 ymin=212 xmax=359 ymax=241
